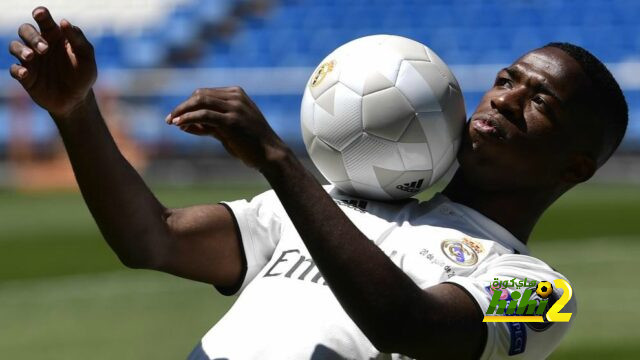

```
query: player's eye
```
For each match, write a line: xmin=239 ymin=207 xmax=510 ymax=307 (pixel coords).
xmin=495 ymin=77 xmax=512 ymax=89
xmin=532 ymin=95 xmax=545 ymax=105
xmin=531 ymin=95 xmax=553 ymax=116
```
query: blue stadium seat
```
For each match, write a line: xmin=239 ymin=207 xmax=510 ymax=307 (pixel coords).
xmin=93 ymin=33 xmax=124 ymax=68
xmin=195 ymin=0 xmax=234 ymax=25
xmin=121 ymin=32 xmax=168 ymax=68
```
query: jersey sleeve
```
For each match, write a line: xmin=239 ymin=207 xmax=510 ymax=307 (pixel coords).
xmin=219 ymin=190 xmax=284 ymax=294
xmin=446 ymin=254 xmax=577 ymax=360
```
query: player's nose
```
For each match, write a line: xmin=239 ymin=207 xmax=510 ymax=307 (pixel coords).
xmin=490 ymin=88 xmax=526 ymax=129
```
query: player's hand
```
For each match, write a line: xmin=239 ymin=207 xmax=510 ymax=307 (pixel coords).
xmin=166 ymin=86 xmax=289 ymax=169
xmin=8 ymin=7 xmax=97 ymax=119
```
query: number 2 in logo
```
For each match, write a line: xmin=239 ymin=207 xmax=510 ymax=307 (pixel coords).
xmin=545 ymin=279 xmax=573 ymax=322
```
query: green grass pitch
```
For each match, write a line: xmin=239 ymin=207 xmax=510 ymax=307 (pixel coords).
xmin=0 ymin=182 xmax=638 ymax=359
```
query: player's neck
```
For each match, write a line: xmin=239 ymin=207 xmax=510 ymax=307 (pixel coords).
xmin=441 ymin=171 xmax=554 ymax=244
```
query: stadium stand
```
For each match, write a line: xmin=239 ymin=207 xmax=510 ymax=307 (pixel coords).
xmin=0 ymin=0 xmax=638 ymax=156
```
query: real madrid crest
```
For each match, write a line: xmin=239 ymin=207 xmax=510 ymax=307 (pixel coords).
xmin=441 ymin=239 xmax=478 ymax=266
xmin=462 ymin=237 xmax=484 ymax=254
xmin=310 ymin=60 xmax=335 ymax=87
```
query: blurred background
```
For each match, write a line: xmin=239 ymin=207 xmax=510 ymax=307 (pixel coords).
xmin=0 ymin=0 xmax=638 ymax=359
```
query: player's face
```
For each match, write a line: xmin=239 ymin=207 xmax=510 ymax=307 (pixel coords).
xmin=457 ymin=47 xmax=593 ymax=191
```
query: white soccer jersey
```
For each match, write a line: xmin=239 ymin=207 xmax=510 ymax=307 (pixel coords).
xmin=189 ymin=187 xmax=576 ymax=360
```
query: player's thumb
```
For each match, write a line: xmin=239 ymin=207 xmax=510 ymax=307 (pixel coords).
xmin=60 ymin=19 xmax=94 ymax=57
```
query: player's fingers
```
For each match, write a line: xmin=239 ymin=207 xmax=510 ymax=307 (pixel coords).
xmin=60 ymin=19 xmax=93 ymax=57
xmin=18 ymin=23 xmax=48 ymax=54
xmin=179 ymin=124 xmax=212 ymax=136
xmin=32 ymin=7 xmax=62 ymax=42
xmin=8 ymin=40 xmax=35 ymax=62
xmin=171 ymin=109 xmax=228 ymax=127
xmin=9 ymin=63 xmax=27 ymax=80
xmin=9 ymin=64 xmax=36 ymax=89
xmin=166 ymin=90 xmax=229 ymax=123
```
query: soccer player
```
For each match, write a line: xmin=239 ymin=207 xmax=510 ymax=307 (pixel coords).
xmin=9 ymin=7 xmax=627 ymax=360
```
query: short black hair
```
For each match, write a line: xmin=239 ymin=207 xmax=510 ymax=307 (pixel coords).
xmin=545 ymin=42 xmax=628 ymax=166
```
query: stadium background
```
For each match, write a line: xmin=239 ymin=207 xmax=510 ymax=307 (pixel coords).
xmin=0 ymin=0 xmax=638 ymax=358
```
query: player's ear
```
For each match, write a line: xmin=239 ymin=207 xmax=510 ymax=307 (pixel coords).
xmin=561 ymin=153 xmax=596 ymax=184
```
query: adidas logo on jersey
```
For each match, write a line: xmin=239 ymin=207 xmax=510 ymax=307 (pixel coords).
xmin=335 ymin=199 xmax=368 ymax=212
xmin=396 ymin=179 xmax=424 ymax=193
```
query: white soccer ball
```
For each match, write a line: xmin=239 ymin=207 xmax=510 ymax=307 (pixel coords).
xmin=300 ymin=34 xmax=466 ymax=200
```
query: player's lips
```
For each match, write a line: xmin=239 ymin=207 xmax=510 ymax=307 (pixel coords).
xmin=471 ymin=115 xmax=506 ymax=139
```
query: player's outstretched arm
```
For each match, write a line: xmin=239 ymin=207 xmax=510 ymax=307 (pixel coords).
xmin=168 ymin=88 xmax=486 ymax=359
xmin=8 ymin=7 xmax=244 ymax=288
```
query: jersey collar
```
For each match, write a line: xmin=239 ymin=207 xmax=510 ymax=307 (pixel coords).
xmin=433 ymin=193 xmax=530 ymax=255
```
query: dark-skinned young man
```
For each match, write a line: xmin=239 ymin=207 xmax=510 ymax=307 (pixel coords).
xmin=9 ymin=7 xmax=627 ymax=360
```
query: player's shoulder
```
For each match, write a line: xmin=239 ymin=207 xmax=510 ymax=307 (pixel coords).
xmin=223 ymin=188 xmax=286 ymax=221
